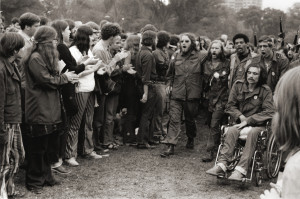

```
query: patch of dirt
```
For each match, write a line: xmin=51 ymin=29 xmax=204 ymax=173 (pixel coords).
xmin=14 ymin=113 xmax=275 ymax=199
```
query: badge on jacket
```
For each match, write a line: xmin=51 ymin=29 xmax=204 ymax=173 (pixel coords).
xmin=254 ymin=96 xmax=258 ymax=100
xmin=272 ymin=72 xmax=275 ymax=76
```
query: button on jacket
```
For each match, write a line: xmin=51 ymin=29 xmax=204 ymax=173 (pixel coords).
xmin=166 ymin=50 xmax=207 ymax=100
xmin=225 ymin=80 xmax=275 ymax=126
xmin=203 ymin=59 xmax=230 ymax=111
xmin=25 ymin=52 xmax=68 ymax=125
xmin=0 ymin=56 xmax=22 ymax=130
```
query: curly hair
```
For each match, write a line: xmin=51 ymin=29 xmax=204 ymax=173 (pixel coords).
xmin=51 ymin=20 xmax=68 ymax=44
xmin=140 ymin=24 xmax=158 ymax=34
xmin=170 ymin=35 xmax=180 ymax=46
xmin=0 ymin=32 xmax=25 ymax=58
xmin=71 ymin=25 xmax=93 ymax=55
xmin=19 ymin=12 xmax=40 ymax=30
xmin=206 ymin=40 xmax=226 ymax=61
xmin=273 ymin=66 xmax=300 ymax=151
xmin=11 ymin=17 xmax=20 ymax=25
xmin=232 ymin=33 xmax=249 ymax=44
xmin=33 ymin=26 xmax=59 ymax=74
xmin=156 ymin=31 xmax=170 ymax=49
xmin=101 ymin=23 xmax=121 ymax=40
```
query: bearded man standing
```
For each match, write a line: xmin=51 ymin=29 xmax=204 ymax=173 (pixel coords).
xmin=160 ymin=33 xmax=207 ymax=157
xmin=201 ymin=40 xmax=230 ymax=162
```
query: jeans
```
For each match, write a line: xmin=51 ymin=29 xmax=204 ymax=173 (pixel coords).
xmin=217 ymin=126 xmax=265 ymax=175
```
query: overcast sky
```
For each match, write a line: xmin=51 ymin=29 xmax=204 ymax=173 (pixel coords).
xmin=263 ymin=0 xmax=300 ymax=12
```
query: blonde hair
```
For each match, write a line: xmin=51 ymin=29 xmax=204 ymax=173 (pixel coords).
xmin=272 ymin=66 xmax=300 ymax=151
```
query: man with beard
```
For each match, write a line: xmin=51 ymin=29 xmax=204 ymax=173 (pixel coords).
xmin=201 ymin=40 xmax=230 ymax=162
xmin=257 ymin=35 xmax=289 ymax=93
xmin=206 ymin=64 xmax=274 ymax=181
xmin=160 ymin=33 xmax=207 ymax=157
xmin=228 ymin=34 xmax=258 ymax=89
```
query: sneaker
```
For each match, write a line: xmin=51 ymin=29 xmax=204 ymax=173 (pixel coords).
xmin=206 ymin=165 xmax=225 ymax=176
xmin=65 ymin=157 xmax=79 ymax=167
xmin=52 ymin=165 xmax=71 ymax=175
xmin=228 ymin=170 xmax=244 ymax=181
xmin=86 ymin=151 xmax=102 ymax=159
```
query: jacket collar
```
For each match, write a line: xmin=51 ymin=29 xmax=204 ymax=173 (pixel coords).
xmin=241 ymin=81 xmax=261 ymax=100
xmin=141 ymin=45 xmax=152 ymax=52
xmin=0 ymin=56 xmax=21 ymax=82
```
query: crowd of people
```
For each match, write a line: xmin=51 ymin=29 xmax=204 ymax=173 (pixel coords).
xmin=0 ymin=11 xmax=299 ymax=198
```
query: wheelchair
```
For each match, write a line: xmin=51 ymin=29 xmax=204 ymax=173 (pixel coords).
xmin=214 ymin=121 xmax=282 ymax=186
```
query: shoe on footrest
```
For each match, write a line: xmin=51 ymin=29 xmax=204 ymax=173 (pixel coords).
xmin=206 ymin=165 xmax=225 ymax=176
xmin=228 ymin=170 xmax=244 ymax=181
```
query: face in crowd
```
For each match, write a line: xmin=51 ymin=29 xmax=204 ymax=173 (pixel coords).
xmin=258 ymin=40 xmax=272 ymax=58
xmin=110 ymin=35 xmax=122 ymax=52
xmin=62 ymin=26 xmax=71 ymax=43
xmin=26 ymin=22 xmax=40 ymax=37
xmin=234 ymin=38 xmax=248 ymax=55
xmin=210 ymin=42 xmax=222 ymax=59
xmin=246 ymin=66 xmax=260 ymax=85
xmin=180 ymin=35 xmax=191 ymax=53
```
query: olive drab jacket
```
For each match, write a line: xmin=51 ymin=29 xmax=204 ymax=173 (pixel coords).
xmin=257 ymin=51 xmax=289 ymax=93
xmin=225 ymin=80 xmax=275 ymax=126
xmin=228 ymin=52 xmax=257 ymax=89
xmin=202 ymin=59 xmax=230 ymax=112
xmin=166 ymin=50 xmax=207 ymax=100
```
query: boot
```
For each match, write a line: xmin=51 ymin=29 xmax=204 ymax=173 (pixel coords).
xmin=186 ymin=138 xmax=194 ymax=149
xmin=202 ymin=150 xmax=215 ymax=162
xmin=160 ymin=144 xmax=174 ymax=157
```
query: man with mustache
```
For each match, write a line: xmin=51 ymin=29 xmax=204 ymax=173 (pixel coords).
xmin=160 ymin=33 xmax=207 ymax=157
xmin=228 ymin=33 xmax=258 ymax=89
xmin=206 ymin=63 xmax=274 ymax=181
xmin=201 ymin=40 xmax=230 ymax=162
xmin=257 ymin=35 xmax=289 ymax=93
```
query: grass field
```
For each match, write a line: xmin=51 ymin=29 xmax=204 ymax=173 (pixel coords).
xmin=14 ymin=114 xmax=275 ymax=199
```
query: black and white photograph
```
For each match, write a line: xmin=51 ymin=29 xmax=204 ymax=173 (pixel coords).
xmin=0 ymin=0 xmax=300 ymax=198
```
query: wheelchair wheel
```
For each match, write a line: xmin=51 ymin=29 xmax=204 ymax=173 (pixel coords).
xmin=266 ymin=135 xmax=282 ymax=178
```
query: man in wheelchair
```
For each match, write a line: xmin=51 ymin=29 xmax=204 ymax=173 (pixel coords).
xmin=206 ymin=63 xmax=275 ymax=181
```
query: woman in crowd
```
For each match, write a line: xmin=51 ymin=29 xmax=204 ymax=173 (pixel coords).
xmin=65 ymin=24 xmax=102 ymax=167
xmin=0 ymin=33 xmax=25 ymax=197
xmin=24 ymin=26 xmax=78 ymax=193
xmin=50 ymin=20 xmax=98 ymax=174
xmin=260 ymin=66 xmax=300 ymax=199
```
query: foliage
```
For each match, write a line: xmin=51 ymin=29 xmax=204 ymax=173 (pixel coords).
xmin=1 ymin=0 xmax=300 ymax=43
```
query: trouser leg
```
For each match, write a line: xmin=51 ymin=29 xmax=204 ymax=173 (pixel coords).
xmin=26 ymin=134 xmax=52 ymax=189
xmin=137 ymin=87 xmax=157 ymax=144
xmin=103 ymin=95 xmax=119 ymax=145
xmin=65 ymin=93 xmax=89 ymax=159
xmin=163 ymin=100 xmax=183 ymax=145
xmin=183 ymin=100 xmax=199 ymax=139
xmin=217 ymin=126 xmax=240 ymax=167
xmin=78 ymin=93 xmax=95 ymax=155
xmin=93 ymin=95 xmax=105 ymax=148
xmin=235 ymin=127 xmax=265 ymax=175
xmin=206 ymin=110 xmax=224 ymax=151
